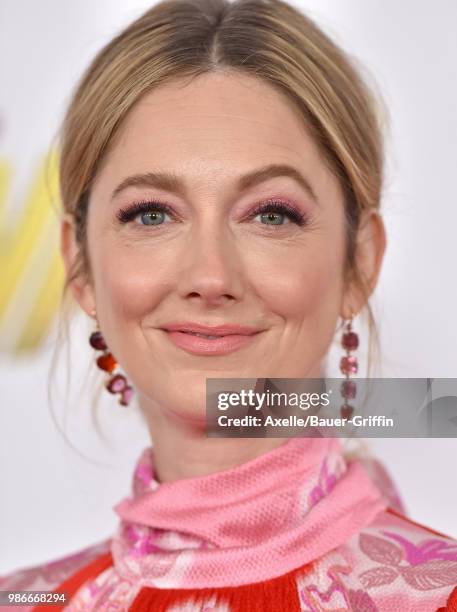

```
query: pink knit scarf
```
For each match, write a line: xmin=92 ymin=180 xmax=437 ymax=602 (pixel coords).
xmin=111 ymin=437 xmax=387 ymax=589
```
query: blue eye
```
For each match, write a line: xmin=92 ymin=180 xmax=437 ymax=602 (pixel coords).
xmin=138 ymin=210 xmax=168 ymax=225
xmin=116 ymin=200 xmax=174 ymax=225
xmin=116 ymin=198 xmax=308 ymax=228
xmin=249 ymin=200 xmax=308 ymax=226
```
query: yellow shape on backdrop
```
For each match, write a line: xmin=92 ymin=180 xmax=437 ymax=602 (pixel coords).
xmin=0 ymin=160 xmax=11 ymax=228
xmin=0 ymin=150 xmax=65 ymax=355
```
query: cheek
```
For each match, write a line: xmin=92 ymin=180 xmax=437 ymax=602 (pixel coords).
xmin=89 ymin=239 xmax=175 ymax=370
xmin=88 ymin=207 xmax=346 ymax=328
xmin=91 ymin=241 xmax=169 ymax=319
xmin=248 ymin=239 xmax=345 ymax=322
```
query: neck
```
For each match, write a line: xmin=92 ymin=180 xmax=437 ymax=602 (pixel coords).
xmin=144 ymin=405 xmax=289 ymax=482
xmin=140 ymin=364 xmax=327 ymax=483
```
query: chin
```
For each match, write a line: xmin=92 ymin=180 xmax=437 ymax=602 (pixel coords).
xmin=146 ymin=382 xmax=209 ymax=421
xmin=167 ymin=403 xmax=209 ymax=429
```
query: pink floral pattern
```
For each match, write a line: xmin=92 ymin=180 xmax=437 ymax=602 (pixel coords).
xmin=382 ymin=531 xmax=457 ymax=564
xmin=1 ymin=438 xmax=456 ymax=611
xmin=308 ymin=457 xmax=340 ymax=507
xmin=358 ymin=531 xmax=457 ymax=592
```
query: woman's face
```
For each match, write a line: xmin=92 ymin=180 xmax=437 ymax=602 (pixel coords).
xmin=66 ymin=71 xmax=366 ymax=423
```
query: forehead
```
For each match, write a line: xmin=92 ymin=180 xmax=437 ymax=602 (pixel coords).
xmin=93 ymin=71 xmax=339 ymax=203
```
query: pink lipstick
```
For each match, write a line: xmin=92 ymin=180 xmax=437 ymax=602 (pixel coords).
xmin=160 ymin=321 xmax=262 ymax=356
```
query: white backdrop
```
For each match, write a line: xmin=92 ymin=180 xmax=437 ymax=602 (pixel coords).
xmin=1 ymin=0 xmax=456 ymax=574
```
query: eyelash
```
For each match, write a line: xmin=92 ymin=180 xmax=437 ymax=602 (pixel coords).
xmin=116 ymin=198 xmax=308 ymax=227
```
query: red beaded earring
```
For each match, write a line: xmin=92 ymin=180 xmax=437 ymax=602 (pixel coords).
xmin=339 ymin=313 xmax=359 ymax=419
xmin=88 ymin=309 xmax=134 ymax=406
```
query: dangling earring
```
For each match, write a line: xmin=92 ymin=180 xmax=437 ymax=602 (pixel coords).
xmin=88 ymin=309 xmax=134 ymax=406
xmin=339 ymin=312 xmax=359 ymax=419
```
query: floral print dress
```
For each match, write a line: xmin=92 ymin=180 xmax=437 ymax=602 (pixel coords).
xmin=1 ymin=437 xmax=456 ymax=611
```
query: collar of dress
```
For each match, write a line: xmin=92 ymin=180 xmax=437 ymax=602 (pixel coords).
xmin=112 ymin=436 xmax=387 ymax=589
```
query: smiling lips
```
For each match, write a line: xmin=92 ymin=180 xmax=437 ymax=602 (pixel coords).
xmin=160 ymin=321 xmax=262 ymax=355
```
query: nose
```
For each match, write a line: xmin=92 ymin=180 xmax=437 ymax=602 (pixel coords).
xmin=177 ymin=222 xmax=244 ymax=308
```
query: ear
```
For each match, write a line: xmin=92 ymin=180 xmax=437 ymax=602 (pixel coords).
xmin=60 ymin=213 xmax=96 ymax=317
xmin=341 ymin=210 xmax=387 ymax=318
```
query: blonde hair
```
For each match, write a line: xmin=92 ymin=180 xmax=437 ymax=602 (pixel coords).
xmin=53 ymin=0 xmax=388 ymax=446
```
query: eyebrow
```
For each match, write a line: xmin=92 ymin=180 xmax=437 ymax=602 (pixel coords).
xmin=110 ymin=163 xmax=319 ymax=205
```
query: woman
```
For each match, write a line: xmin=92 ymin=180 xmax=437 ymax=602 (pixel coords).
xmin=1 ymin=0 xmax=456 ymax=609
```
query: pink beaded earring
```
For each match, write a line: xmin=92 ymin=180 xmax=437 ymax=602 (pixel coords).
xmin=88 ymin=309 xmax=134 ymax=406
xmin=339 ymin=313 xmax=359 ymax=419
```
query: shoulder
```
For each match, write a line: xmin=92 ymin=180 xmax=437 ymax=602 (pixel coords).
xmin=345 ymin=507 xmax=457 ymax=610
xmin=355 ymin=505 xmax=457 ymax=572
xmin=0 ymin=537 xmax=112 ymax=592
xmin=297 ymin=508 xmax=457 ymax=611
